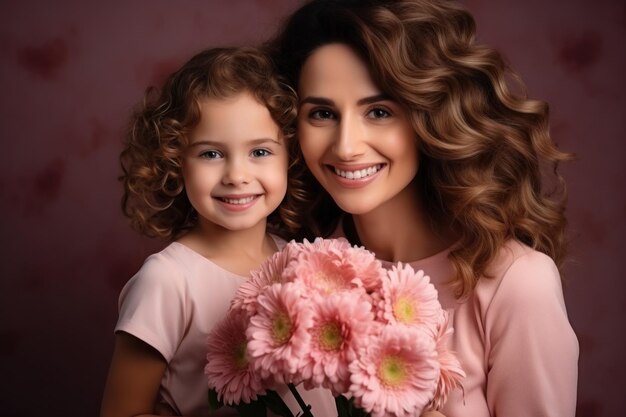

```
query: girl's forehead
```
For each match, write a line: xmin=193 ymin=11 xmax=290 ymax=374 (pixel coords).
xmin=191 ymin=92 xmax=280 ymax=141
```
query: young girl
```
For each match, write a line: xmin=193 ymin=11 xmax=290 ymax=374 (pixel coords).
xmin=269 ymin=0 xmax=579 ymax=416
xmin=100 ymin=47 xmax=335 ymax=417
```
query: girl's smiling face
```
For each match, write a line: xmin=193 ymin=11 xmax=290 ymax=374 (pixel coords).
xmin=183 ymin=91 xmax=288 ymax=232
xmin=297 ymin=43 xmax=419 ymax=216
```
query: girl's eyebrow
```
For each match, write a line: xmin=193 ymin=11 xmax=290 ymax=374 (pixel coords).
xmin=299 ymin=93 xmax=392 ymax=106
xmin=188 ymin=140 xmax=222 ymax=148
xmin=247 ymin=138 xmax=282 ymax=146
xmin=189 ymin=138 xmax=281 ymax=147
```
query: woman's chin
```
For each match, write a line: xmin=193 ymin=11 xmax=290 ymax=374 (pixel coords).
xmin=333 ymin=197 xmax=380 ymax=217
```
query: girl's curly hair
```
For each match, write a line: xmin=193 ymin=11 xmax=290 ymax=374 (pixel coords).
xmin=268 ymin=0 xmax=573 ymax=297
xmin=120 ymin=47 xmax=297 ymax=240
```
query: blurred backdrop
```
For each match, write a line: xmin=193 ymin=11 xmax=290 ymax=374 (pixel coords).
xmin=0 ymin=1 xmax=623 ymax=416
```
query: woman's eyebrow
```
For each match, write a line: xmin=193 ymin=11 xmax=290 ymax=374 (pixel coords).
xmin=299 ymin=94 xmax=392 ymax=106
xmin=357 ymin=93 xmax=392 ymax=105
xmin=299 ymin=96 xmax=334 ymax=106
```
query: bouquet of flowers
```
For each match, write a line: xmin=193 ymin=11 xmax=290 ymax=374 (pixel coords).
xmin=205 ymin=238 xmax=464 ymax=417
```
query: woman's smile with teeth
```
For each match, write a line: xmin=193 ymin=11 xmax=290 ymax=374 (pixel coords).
xmin=333 ymin=164 xmax=384 ymax=179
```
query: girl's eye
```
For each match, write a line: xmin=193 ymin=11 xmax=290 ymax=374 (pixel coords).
xmin=199 ymin=150 xmax=222 ymax=159
xmin=251 ymin=148 xmax=272 ymax=158
xmin=367 ymin=108 xmax=391 ymax=119
xmin=309 ymin=108 xmax=336 ymax=120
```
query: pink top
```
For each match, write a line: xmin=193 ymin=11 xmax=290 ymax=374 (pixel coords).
xmin=115 ymin=237 xmax=336 ymax=416
xmin=380 ymin=239 xmax=579 ymax=417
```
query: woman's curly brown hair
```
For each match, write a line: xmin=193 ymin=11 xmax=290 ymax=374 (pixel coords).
xmin=120 ymin=46 xmax=297 ymax=240
xmin=268 ymin=0 xmax=573 ymax=297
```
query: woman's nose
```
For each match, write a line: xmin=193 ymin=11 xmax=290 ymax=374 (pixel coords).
xmin=332 ymin=114 xmax=365 ymax=161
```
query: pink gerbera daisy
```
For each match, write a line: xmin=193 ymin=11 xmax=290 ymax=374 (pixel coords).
xmin=246 ymin=282 xmax=314 ymax=383
xmin=378 ymin=264 xmax=443 ymax=330
xmin=300 ymin=237 xmax=353 ymax=255
xmin=205 ymin=310 xmax=265 ymax=405
xmin=299 ymin=292 xmax=376 ymax=395
xmin=429 ymin=311 xmax=465 ymax=410
xmin=347 ymin=245 xmax=386 ymax=292
xmin=348 ymin=325 xmax=440 ymax=417
xmin=231 ymin=242 xmax=299 ymax=315
xmin=284 ymin=246 xmax=360 ymax=295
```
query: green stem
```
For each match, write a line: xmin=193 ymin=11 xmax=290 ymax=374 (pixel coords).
xmin=287 ymin=383 xmax=314 ymax=417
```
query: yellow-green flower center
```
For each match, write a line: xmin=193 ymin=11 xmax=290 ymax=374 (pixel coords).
xmin=233 ymin=341 xmax=248 ymax=369
xmin=315 ymin=270 xmax=347 ymax=293
xmin=379 ymin=355 xmax=408 ymax=387
xmin=319 ymin=322 xmax=343 ymax=351
xmin=272 ymin=313 xmax=292 ymax=344
xmin=393 ymin=297 xmax=416 ymax=324
xmin=316 ymin=271 xmax=336 ymax=292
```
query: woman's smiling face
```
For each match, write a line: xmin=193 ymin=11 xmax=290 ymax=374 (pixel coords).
xmin=297 ymin=43 xmax=419 ymax=216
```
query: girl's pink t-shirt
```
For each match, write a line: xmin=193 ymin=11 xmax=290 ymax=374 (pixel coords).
xmin=115 ymin=239 xmax=336 ymax=416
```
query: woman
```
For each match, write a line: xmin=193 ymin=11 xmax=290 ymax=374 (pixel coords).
xmin=270 ymin=0 xmax=579 ymax=416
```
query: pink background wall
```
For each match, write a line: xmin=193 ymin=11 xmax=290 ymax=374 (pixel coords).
xmin=1 ymin=1 xmax=623 ymax=416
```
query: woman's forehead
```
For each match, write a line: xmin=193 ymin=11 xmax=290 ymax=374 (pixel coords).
xmin=298 ymin=43 xmax=381 ymax=98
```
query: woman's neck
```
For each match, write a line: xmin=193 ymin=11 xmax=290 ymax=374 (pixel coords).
xmin=351 ymin=184 xmax=455 ymax=263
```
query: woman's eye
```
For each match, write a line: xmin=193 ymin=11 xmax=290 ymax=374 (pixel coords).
xmin=251 ymin=148 xmax=272 ymax=158
xmin=309 ymin=109 xmax=336 ymax=120
xmin=367 ymin=108 xmax=391 ymax=119
xmin=200 ymin=150 xmax=222 ymax=159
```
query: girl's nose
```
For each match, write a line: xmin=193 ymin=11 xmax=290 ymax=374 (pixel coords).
xmin=221 ymin=158 xmax=251 ymax=186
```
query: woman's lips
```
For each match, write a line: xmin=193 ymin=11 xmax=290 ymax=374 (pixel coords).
xmin=326 ymin=163 xmax=386 ymax=188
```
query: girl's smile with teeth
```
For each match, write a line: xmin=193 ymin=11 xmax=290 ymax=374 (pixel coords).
xmin=218 ymin=195 xmax=259 ymax=205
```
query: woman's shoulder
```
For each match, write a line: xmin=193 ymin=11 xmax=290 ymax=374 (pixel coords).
xmin=479 ymin=239 xmax=565 ymax=311
xmin=489 ymin=240 xmax=559 ymax=281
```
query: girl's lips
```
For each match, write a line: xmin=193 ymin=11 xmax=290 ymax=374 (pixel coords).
xmin=325 ymin=163 xmax=386 ymax=188
xmin=214 ymin=194 xmax=261 ymax=212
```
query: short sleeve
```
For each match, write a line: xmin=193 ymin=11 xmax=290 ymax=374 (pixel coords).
xmin=115 ymin=253 xmax=189 ymax=362
xmin=485 ymin=250 xmax=579 ymax=417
